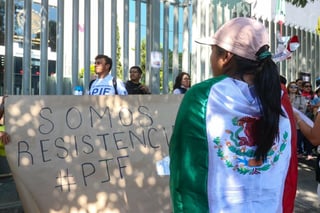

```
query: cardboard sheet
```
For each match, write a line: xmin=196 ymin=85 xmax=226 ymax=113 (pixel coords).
xmin=5 ymin=95 xmax=183 ymax=213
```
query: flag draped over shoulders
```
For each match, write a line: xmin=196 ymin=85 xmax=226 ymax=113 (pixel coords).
xmin=169 ymin=76 xmax=297 ymax=213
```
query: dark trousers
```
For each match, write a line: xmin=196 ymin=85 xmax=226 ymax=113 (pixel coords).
xmin=316 ymin=155 xmax=320 ymax=183
xmin=297 ymin=129 xmax=304 ymax=154
xmin=303 ymin=135 xmax=315 ymax=155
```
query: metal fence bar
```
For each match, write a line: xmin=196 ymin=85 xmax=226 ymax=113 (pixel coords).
xmin=40 ymin=0 xmax=48 ymax=95
xmin=98 ymin=0 xmax=104 ymax=54
xmin=84 ymin=0 xmax=91 ymax=89
xmin=316 ymin=35 xmax=320 ymax=85
xmin=172 ymin=1 xmax=179 ymax=87
xmin=111 ymin=1 xmax=117 ymax=77
xmin=123 ymin=0 xmax=129 ymax=81
xmin=135 ymin=0 xmax=141 ymax=66
xmin=182 ymin=0 xmax=191 ymax=76
xmin=72 ymin=0 xmax=79 ymax=93
xmin=22 ymin=0 xmax=32 ymax=95
xmin=4 ymin=0 xmax=14 ymax=95
xmin=162 ymin=0 xmax=169 ymax=94
xmin=148 ymin=0 xmax=161 ymax=94
xmin=56 ymin=0 xmax=64 ymax=95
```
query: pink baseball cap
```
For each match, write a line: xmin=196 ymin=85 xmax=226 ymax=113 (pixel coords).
xmin=195 ymin=17 xmax=269 ymax=61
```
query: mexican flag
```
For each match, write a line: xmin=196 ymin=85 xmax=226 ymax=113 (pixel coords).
xmin=170 ymin=75 xmax=297 ymax=213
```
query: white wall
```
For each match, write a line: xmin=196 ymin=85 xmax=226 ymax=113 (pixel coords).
xmin=251 ymin=0 xmax=320 ymax=32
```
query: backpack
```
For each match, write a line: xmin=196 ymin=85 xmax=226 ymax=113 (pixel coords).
xmin=89 ymin=77 xmax=118 ymax=95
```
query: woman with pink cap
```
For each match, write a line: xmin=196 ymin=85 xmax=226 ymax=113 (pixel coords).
xmin=169 ymin=17 xmax=297 ymax=213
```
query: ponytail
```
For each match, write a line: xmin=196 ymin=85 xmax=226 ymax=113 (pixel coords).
xmin=231 ymin=45 xmax=284 ymax=160
xmin=253 ymin=45 xmax=284 ymax=160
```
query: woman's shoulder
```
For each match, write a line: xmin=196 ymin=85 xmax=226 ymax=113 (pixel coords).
xmin=173 ymin=88 xmax=187 ymax=94
xmin=173 ymin=88 xmax=182 ymax=94
xmin=185 ymin=75 xmax=228 ymax=97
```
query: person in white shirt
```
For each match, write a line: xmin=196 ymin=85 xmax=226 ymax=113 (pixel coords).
xmin=295 ymin=107 xmax=320 ymax=146
xmin=89 ymin=55 xmax=128 ymax=96
xmin=294 ymin=102 xmax=320 ymax=209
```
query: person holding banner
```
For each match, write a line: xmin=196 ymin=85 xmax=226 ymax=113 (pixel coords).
xmin=0 ymin=128 xmax=9 ymax=145
xmin=294 ymin=103 xmax=320 ymax=207
xmin=294 ymin=107 xmax=320 ymax=146
xmin=169 ymin=17 xmax=297 ymax=213
xmin=125 ymin=66 xmax=151 ymax=94
xmin=0 ymin=96 xmax=9 ymax=145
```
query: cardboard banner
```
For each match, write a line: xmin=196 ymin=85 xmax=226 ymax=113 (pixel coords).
xmin=5 ymin=95 xmax=183 ymax=213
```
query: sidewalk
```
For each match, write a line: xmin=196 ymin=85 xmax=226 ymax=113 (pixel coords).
xmin=294 ymin=157 xmax=320 ymax=212
xmin=0 ymin=156 xmax=319 ymax=212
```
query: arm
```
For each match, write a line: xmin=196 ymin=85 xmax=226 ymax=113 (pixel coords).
xmin=0 ymin=96 xmax=6 ymax=119
xmin=295 ymin=107 xmax=320 ymax=146
xmin=0 ymin=131 xmax=10 ymax=145
xmin=0 ymin=96 xmax=10 ymax=145
xmin=172 ymin=89 xmax=181 ymax=95
xmin=139 ymin=84 xmax=151 ymax=94
xmin=116 ymin=80 xmax=128 ymax=95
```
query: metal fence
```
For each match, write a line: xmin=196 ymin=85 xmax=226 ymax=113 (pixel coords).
xmin=2 ymin=0 xmax=319 ymax=95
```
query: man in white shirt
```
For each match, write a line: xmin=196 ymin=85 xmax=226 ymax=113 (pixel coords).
xmin=89 ymin=55 xmax=128 ymax=95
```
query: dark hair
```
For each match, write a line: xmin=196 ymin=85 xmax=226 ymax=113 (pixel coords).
xmin=280 ymin=75 xmax=287 ymax=85
xmin=130 ymin=66 xmax=142 ymax=74
xmin=173 ymin=72 xmax=191 ymax=90
xmin=302 ymin=81 xmax=314 ymax=95
xmin=217 ymin=45 xmax=284 ymax=160
xmin=95 ymin=55 xmax=113 ymax=70
xmin=287 ymin=81 xmax=300 ymax=95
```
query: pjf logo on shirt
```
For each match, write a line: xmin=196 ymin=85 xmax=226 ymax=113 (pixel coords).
xmin=91 ymin=86 xmax=112 ymax=95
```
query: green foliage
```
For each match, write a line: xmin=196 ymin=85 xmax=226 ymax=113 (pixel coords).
xmin=116 ymin=24 xmax=123 ymax=79
xmin=285 ymin=0 xmax=314 ymax=7
xmin=160 ymin=68 xmax=163 ymax=91
xmin=168 ymin=80 xmax=173 ymax=93
xmin=140 ymin=39 xmax=147 ymax=83
xmin=79 ymin=24 xmax=122 ymax=80
xmin=79 ymin=64 xmax=95 ymax=78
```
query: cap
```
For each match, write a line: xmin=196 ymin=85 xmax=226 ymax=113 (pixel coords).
xmin=287 ymin=35 xmax=300 ymax=52
xmin=195 ymin=17 xmax=269 ymax=61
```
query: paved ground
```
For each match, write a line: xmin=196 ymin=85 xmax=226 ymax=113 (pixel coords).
xmin=0 ymin=157 xmax=319 ymax=212
xmin=294 ymin=157 xmax=320 ymax=213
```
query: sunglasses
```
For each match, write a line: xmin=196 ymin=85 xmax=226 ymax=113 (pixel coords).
xmin=304 ymin=85 xmax=312 ymax=88
xmin=289 ymin=86 xmax=298 ymax=89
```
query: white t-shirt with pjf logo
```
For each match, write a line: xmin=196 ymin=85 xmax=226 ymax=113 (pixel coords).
xmin=89 ymin=74 xmax=128 ymax=96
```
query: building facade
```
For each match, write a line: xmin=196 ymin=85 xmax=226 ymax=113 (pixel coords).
xmin=1 ymin=0 xmax=319 ymax=95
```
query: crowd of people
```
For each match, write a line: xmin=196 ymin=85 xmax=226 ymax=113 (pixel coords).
xmin=87 ymin=54 xmax=191 ymax=96
xmin=2 ymin=17 xmax=320 ymax=213
xmin=285 ymin=78 xmax=320 ymax=160
xmin=0 ymin=54 xmax=192 ymax=158
xmin=288 ymin=78 xmax=320 ymax=204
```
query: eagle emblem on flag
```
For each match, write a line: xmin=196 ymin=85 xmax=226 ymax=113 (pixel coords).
xmin=213 ymin=116 xmax=288 ymax=175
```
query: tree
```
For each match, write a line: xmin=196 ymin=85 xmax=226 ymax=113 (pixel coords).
xmin=140 ymin=39 xmax=147 ymax=83
xmin=285 ymin=0 xmax=314 ymax=7
xmin=116 ymin=24 xmax=123 ymax=79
